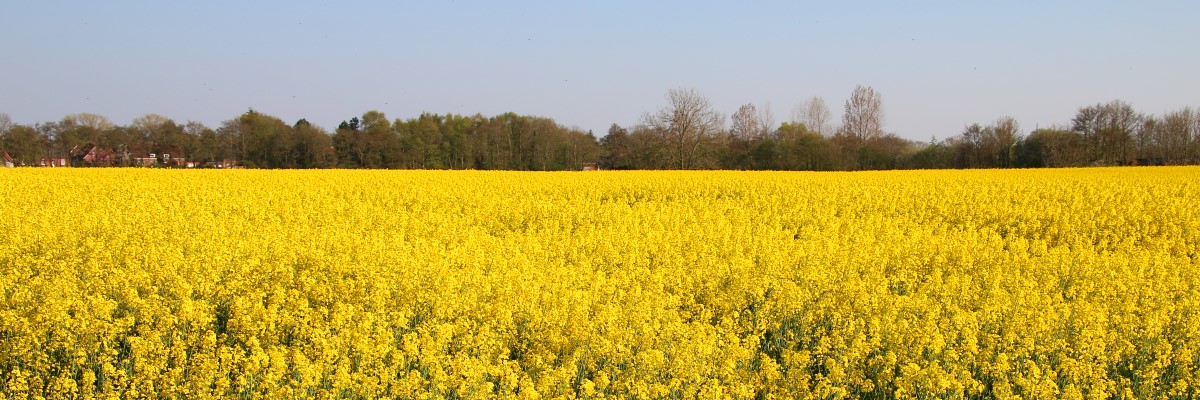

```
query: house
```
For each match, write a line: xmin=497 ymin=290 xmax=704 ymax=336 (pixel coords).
xmin=159 ymin=149 xmax=192 ymax=168
xmin=202 ymin=159 xmax=240 ymax=168
xmin=580 ymin=162 xmax=599 ymax=171
xmin=71 ymin=144 xmax=116 ymax=166
xmin=166 ymin=156 xmax=190 ymax=168
xmin=123 ymin=146 xmax=189 ymax=167
xmin=88 ymin=147 xmax=115 ymax=165
xmin=3 ymin=151 xmax=13 ymax=168
xmin=38 ymin=158 xmax=69 ymax=167
xmin=133 ymin=153 xmax=158 ymax=166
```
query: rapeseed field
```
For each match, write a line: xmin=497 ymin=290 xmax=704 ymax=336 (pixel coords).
xmin=1 ymin=168 xmax=1198 ymax=399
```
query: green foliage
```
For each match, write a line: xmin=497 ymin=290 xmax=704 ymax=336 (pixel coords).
xmin=5 ymin=96 xmax=1197 ymax=170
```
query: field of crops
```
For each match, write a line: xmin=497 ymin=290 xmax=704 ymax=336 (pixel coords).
xmin=1 ymin=168 xmax=1198 ymax=399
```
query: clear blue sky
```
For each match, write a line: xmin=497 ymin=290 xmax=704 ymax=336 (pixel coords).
xmin=3 ymin=1 xmax=1197 ymax=141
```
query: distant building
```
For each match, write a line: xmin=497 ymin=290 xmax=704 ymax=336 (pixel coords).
xmin=581 ymin=162 xmax=599 ymax=171
xmin=202 ymin=159 xmax=240 ymax=169
xmin=71 ymin=144 xmax=116 ymax=166
xmin=39 ymin=158 xmax=69 ymax=167
xmin=133 ymin=154 xmax=158 ymax=167
xmin=164 ymin=154 xmax=190 ymax=168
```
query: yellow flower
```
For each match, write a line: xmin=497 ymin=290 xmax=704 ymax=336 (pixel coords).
xmin=0 ymin=167 xmax=1197 ymax=397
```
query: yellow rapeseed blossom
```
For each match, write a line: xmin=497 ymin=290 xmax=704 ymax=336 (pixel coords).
xmin=1 ymin=167 xmax=1198 ymax=398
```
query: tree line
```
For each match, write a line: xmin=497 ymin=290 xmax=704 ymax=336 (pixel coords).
xmin=601 ymin=87 xmax=1200 ymax=170
xmin=3 ymin=86 xmax=1198 ymax=170
xmin=0 ymin=110 xmax=601 ymax=170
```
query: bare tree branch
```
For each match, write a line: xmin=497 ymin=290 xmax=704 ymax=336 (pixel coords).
xmin=639 ymin=88 xmax=724 ymax=169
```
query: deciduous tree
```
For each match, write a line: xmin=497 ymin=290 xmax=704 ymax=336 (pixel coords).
xmin=794 ymin=96 xmax=833 ymax=136
xmin=1072 ymin=100 xmax=1140 ymax=164
xmin=730 ymin=103 xmax=760 ymax=141
xmin=840 ymin=85 xmax=884 ymax=142
xmin=640 ymin=88 xmax=725 ymax=169
xmin=0 ymin=113 xmax=12 ymax=136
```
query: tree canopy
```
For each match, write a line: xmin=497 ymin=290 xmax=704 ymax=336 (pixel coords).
xmin=3 ymin=87 xmax=1198 ymax=170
